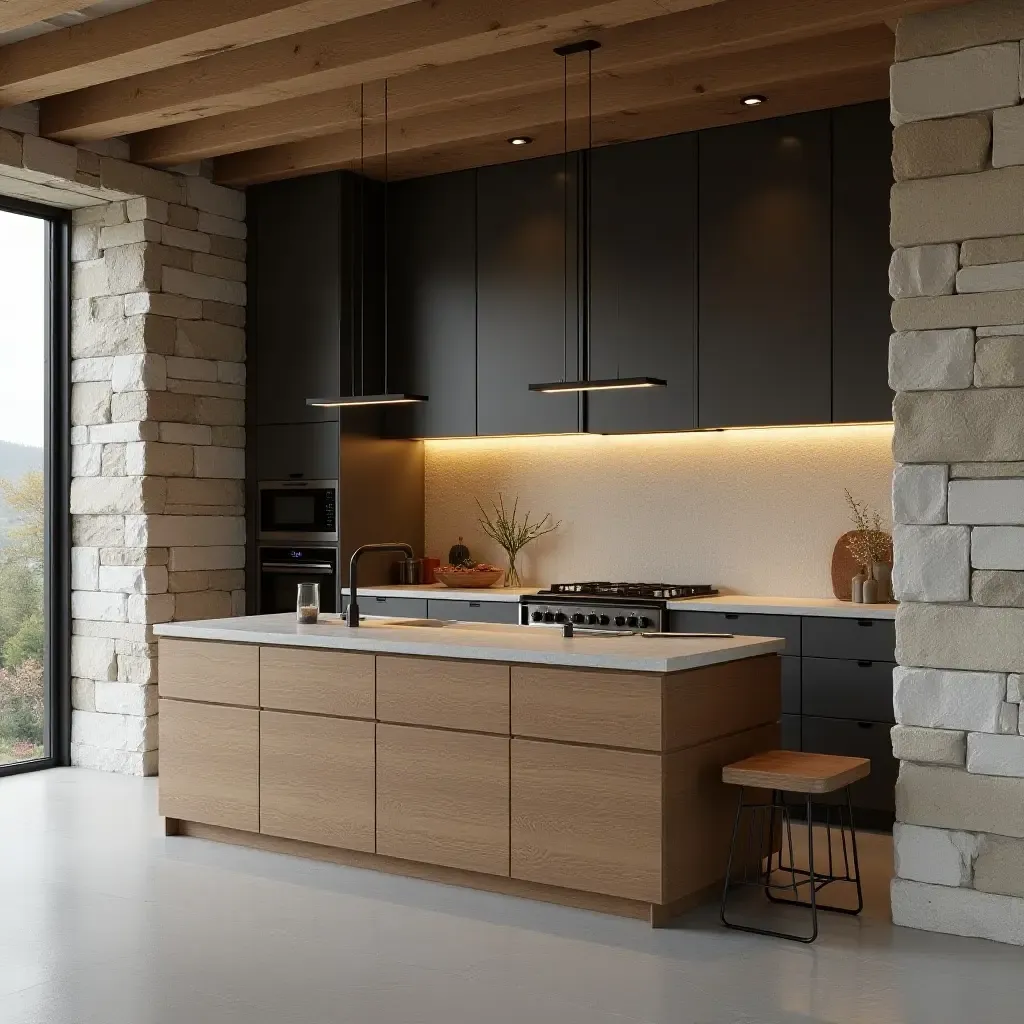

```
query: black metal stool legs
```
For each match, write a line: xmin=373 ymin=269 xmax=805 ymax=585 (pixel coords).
xmin=720 ymin=786 xmax=863 ymax=943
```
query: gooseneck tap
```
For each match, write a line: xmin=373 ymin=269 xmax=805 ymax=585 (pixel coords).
xmin=346 ymin=542 xmax=414 ymax=627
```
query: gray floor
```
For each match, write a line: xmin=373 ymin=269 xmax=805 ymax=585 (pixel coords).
xmin=0 ymin=770 xmax=1018 ymax=1024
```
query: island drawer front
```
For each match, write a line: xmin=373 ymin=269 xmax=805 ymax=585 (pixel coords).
xmin=259 ymin=647 xmax=375 ymax=719
xmin=376 ymin=656 xmax=510 ymax=734
xmin=159 ymin=639 xmax=258 ymax=707
xmin=512 ymin=666 xmax=662 ymax=751
xmin=260 ymin=711 xmax=375 ymax=852
xmin=158 ymin=698 xmax=259 ymax=832
xmin=376 ymin=723 xmax=510 ymax=876
xmin=426 ymin=599 xmax=520 ymax=625
xmin=669 ymin=611 xmax=800 ymax=655
xmin=511 ymin=739 xmax=662 ymax=903
xmin=802 ymin=616 xmax=896 ymax=662
xmin=802 ymin=657 xmax=895 ymax=724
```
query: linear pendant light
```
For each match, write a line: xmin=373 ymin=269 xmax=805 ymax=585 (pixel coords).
xmin=529 ymin=40 xmax=667 ymax=396
xmin=308 ymin=78 xmax=427 ymax=409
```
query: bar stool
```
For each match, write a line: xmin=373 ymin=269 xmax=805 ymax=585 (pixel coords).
xmin=719 ymin=750 xmax=869 ymax=943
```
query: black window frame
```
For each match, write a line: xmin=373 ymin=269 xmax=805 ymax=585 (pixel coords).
xmin=0 ymin=195 xmax=71 ymax=777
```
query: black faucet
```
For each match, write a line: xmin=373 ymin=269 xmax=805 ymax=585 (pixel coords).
xmin=346 ymin=542 xmax=414 ymax=627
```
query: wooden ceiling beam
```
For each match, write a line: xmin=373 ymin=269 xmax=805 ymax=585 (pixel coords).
xmin=38 ymin=0 xmax=727 ymax=141
xmin=0 ymin=0 xmax=418 ymax=105
xmin=0 ymin=2 xmax=94 ymax=34
xmin=213 ymin=27 xmax=892 ymax=186
xmin=374 ymin=65 xmax=891 ymax=181
xmin=130 ymin=0 xmax=947 ymax=167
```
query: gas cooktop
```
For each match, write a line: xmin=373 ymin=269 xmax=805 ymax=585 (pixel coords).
xmin=521 ymin=582 xmax=718 ymax=630
xmin=535 ymin=582 xmax=718 ymax=600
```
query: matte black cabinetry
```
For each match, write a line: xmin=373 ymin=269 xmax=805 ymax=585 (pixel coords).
xmin=587 ymin=134 xmax=697 ymax=433
xmin=697 ymin=111 xmax=833 ymax=428
xmin=476 ymin=155 xmax=580 ymax=436
xmin=250 ymin=172 xmax=348 ymax=426
xmin=387 ymin=171 xmax=478 ymax=438
xmin=832 ymin=101 xmax=895 ymax=424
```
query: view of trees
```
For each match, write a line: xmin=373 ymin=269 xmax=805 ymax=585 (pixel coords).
xmin=0 ymin=469 xmax=45 ymax=764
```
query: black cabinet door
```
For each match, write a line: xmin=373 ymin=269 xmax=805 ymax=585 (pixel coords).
xmin=832 ymin=101 xmax=895 ymax=424
xmin=698 ymin=112 xmax=832 ymax=428
xmin=587 ymin=134 xmax=697 ymax=433
xmin=476 ymin=155 xmax=580 ymax=436
xmin=386 ymin=170 xmax=477 ymax=439
xmin=251 ymin=172 xmax=345 ymax=426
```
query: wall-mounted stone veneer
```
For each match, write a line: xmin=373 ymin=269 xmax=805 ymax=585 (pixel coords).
xmin=0 ymin=123 xmax=245 ymax=776
xmin=890 ymin=0 xmax=1024 ymax=945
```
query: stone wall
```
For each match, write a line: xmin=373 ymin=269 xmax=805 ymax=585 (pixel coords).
xmin=0 ymin=123 xmax=246 ymax=776
xmin=889 ymin=0 xmax=1024 ymax=945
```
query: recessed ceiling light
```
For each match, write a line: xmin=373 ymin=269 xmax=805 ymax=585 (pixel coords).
xmin=742 ymin=95 xmax=767 ymax=107
xmin=508 ymin=136 xmax=533 ymax=146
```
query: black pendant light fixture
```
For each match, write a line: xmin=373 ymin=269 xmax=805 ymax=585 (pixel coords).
xmin=529 ymin=40 xmax=667 ymax=396
xmin=308 ymin=78 xmax=427 ymax=409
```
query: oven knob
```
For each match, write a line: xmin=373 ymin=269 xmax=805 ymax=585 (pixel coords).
xmin=614 ymin=616 xmax=626 ymax=627
xmin=572 ymin=613 xmax=585 ymax=624
xmin=627 ymin=616 xmax=639 ymax=628
xmin=637 ymin=616 xmax=650 ymax=629
xmin=531 ymin=611 xmax=544 ymax=622
xmin=599 ymin=615 xmax=610 ymax=626
xmin=554 ymin=612 xmax=567 ymax=623
xmin=544 ymin=612 xmax=556 ymax=623
xmin=587 ymin=614 xmax=599 ymax=625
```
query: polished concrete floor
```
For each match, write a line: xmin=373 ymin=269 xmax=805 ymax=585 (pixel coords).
xmin=0 ymin=769 xmax=1019 ymax=1024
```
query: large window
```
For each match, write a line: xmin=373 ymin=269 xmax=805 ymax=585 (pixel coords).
xmin=0 ymin=198 xmax=70 ymax=775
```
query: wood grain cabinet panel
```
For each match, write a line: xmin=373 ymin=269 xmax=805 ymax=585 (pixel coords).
xmin=259 ymin=711 xmax=375 ymax=851
xmin=511 ymin=666 xmax=662 ymax=750
xmin=159 ymin=639 xmax=258 ymax=706
xmin=158 ymin=698 xmax=259 ymax=831
xmin=376 ymin=723 xmax=510 ymax=875
xmin=376 ymin=656 xmax=509 ymax=734
xmin=511 ymin=739 xmax=662 ymax=902
xmin=259 ymin=646 xmax=375 ymax=719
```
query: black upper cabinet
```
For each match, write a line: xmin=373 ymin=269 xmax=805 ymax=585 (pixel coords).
xmin=476 ymin=155 xmax=580 ymax=436
xmin=385 ymin=170 xmax=477 ymax=439
xmin=251 ymin=172 xmax=349 ymax=425
xmin=832 ymin=101 xmax=895 ymax=424
xmin=587 ymin=134 xmax=697 ymax=433
xmin=698 ymin=112 xmax=833 ymax=428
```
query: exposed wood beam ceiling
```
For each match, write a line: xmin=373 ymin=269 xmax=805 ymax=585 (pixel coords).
xmin=0 ymin=0 xmax=966 ymax=183
xmin=214 ymin=26 xmax=893 ymax=184
xmin=0 ymin=2 xmax=95 ymax=34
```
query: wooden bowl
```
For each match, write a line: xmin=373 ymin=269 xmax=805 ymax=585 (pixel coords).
xmin=434 ymin=569 xmax=504 ymax=589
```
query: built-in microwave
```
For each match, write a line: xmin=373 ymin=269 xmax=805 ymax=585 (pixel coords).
xmin=258 ymin=480 xmax=338 ymax=543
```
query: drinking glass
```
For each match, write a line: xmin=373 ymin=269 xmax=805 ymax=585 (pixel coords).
xmin=296 ymin=582 xmax=320 ymax=624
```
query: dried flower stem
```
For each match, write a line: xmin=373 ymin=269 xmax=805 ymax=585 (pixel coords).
xmin=476 ymin=494 xmax=560 ymax=587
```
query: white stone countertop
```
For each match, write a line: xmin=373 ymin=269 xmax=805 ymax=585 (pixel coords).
xmin=155 ymin=613 xmax=786 ymax=674
xmin=340 ymin=585 xmax=897 ymax=620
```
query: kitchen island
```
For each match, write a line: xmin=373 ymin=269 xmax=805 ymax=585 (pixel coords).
xmin=154 ymin=614 xmax=784 ymax=926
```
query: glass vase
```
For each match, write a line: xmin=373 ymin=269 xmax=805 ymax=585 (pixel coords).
xmin=505 ymin=557 xmax=521 ymax=588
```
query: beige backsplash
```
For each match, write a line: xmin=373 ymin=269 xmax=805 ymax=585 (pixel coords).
xmin=424 ymin=424 xmax=894 ymax=598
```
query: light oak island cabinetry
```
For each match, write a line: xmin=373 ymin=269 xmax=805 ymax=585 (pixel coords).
xmin=157 ymin=620 xmax=783 ymax=926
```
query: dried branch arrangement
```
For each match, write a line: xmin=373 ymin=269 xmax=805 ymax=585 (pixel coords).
xmin=476 ymin=494 xmax=560 ymax=587
xmin=844 ymin=489 xmax=890 ymax=572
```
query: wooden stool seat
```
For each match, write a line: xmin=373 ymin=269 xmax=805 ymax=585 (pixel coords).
xmin=722 ymin=750 xmax=871 ymax=795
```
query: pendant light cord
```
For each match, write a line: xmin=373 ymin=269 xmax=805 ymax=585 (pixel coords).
xmin=383 ymin=77 xmax=389 ymax=396
xmin=562 ymin=51 xmax=568 ymax=384
xmin=586 ymin=44 xmax=592 ymax=384
xmin=358 ymin=83 xmax=365 ymax=398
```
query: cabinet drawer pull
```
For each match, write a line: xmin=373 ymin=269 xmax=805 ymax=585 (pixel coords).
xmin=857 ymin=660 xmax=873 ymax=668
xmin=375 ymin=596 xmax=387 ymax=603
xmin=857 ymin=722 xmax=874 ymax=730
xmin=857 ymin=619 xmax=874 ymax=627
xmin=469 ymin=602 xmax=481 ymax=608
xmin=725 ymin=613 xmax=740 ymax=620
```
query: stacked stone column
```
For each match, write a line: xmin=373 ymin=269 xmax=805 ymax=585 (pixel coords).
xmin=889 ymin=0 xmax=1024 ymax=944
xmin=68 ymin=175 xmax=246 ymax=775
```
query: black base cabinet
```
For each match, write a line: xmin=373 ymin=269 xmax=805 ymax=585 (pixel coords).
xmin=669 ymin=608 xmax=896 ymax=830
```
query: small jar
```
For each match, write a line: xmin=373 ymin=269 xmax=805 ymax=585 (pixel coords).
xmin=851 ymin=573 xmax=867 ymax=604
xmin=296 ymin=582 xmax=320 ymax=624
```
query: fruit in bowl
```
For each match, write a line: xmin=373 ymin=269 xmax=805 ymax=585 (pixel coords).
xmin=438 ymin=561 xmax=502 ymax=574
